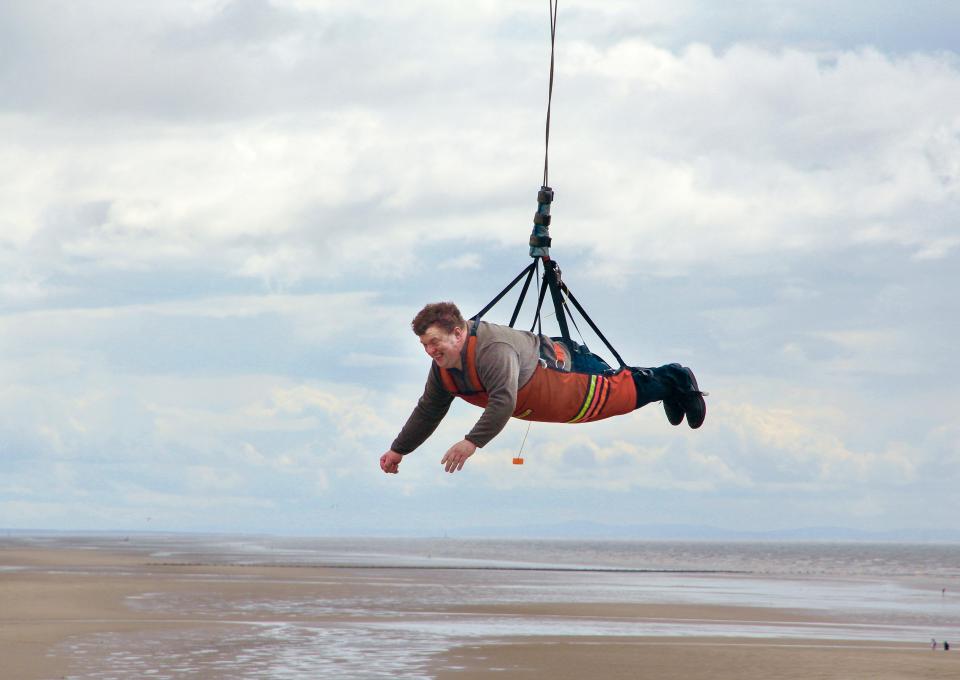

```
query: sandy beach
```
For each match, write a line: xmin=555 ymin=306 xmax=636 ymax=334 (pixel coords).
xmin=1 ymin=539 xmax=957 ymax=679
xmin=434 ymin=637 xmax=951 ymax=680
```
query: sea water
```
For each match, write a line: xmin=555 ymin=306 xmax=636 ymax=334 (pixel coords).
xmin=9 ymin=534 xmax=960 ymax=679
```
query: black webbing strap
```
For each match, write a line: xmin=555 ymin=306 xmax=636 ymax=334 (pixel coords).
xmin=559 ymin=282 xmax=627 ymax=368
xmin=561 ymin=295 xmax=584 ymax=342
xmin=530 ymin=264 xmax=550 ymax=335
xmin=508 ymin=260 xmax=537 ymax=328
xmin=543 ymin=259 xmax=571 ymax=344
xmin=472 ymin=261 xmax=538 ymax=322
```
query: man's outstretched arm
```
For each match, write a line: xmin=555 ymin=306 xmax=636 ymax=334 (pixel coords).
xmin=381 ymin=372 xmax=453 ymax=474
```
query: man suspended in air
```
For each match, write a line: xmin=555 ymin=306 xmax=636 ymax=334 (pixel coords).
xmin=379 ymin=302 xmax=706 ymax=475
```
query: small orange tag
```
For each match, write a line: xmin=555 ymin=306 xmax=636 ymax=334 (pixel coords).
xmin=512 ymin=457 xmax=524 ymax=465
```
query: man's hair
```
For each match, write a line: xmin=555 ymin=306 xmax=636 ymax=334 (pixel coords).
xmin=411 ymin=302 xmax=466 ymax=336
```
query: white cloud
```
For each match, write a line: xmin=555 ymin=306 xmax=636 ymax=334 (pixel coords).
xmin=719 ymin=400 xmax=919 ymax=488
xmin=4 ymin=23 xmax=957 ymax=294
xmin=552 ymin=43 xmax=960 ymax=277
xmin=438 ymin=254 xmax=484 ymax=271
xmin=2 ymin=0 xmax=959 ymax=534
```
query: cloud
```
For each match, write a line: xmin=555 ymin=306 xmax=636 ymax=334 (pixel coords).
xmin=722 ymin=402 xmax=909 ymax=484
xmin=2 ymin=0 xmax=958 ymax=534
xmin=3 ymin=7 xmax=958 ymax=300
xmin=555 ymin=43 xmax=960 ymax=277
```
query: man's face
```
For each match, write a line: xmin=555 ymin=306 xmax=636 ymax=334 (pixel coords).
xmin=419 ymin=324 xmax=464 ymax=370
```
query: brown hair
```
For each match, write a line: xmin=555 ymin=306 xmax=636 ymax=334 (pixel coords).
xmin=411 ymin=302 xmax=466 ymax=336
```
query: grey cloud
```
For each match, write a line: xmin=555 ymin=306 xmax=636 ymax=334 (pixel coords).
xmin=166 ymin=0 xmax=306 ymax=47
xmin=0 ymin=0 xmax=530 ymax=121
xmin=563 ymin=0 xmax=960 ymax=54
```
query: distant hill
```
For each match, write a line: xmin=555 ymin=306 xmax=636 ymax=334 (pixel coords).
xmin=443 ymin=521 xmax=960 ymax=543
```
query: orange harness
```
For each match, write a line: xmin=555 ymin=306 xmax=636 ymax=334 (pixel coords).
xmin=437 ymin=331 xmax=637 ymax=424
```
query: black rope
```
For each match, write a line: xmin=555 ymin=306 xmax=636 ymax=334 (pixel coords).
xmin=542 ymin=0 xmax=558 ymax=188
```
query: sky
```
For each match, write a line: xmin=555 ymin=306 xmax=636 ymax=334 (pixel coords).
xmin=2 ymin=0 xmax=958 ymax=538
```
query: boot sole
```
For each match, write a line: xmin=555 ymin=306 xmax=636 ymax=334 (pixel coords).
xmin=682 ymin=368 xmax=706 ymax=429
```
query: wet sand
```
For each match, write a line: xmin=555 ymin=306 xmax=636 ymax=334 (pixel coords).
xmin=1 ymin=543 xmax=955 ymax=679
xmin=435 ymin=637 xmax=951 ymax=680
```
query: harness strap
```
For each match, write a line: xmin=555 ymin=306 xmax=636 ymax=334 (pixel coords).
xmin=508 ymin=260 xmax=538 ymax=328
xmin=472 ymin=261 xmax=537 ymax=323
xmin=559 ymin=282 xmax=627 ymax=368
xmin=438 ymin=322 xmax=484 ymax=395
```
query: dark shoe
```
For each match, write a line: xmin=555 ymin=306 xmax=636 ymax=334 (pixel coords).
xmin=679 ymin=367 xmax=706 ymax=429
xmin=663 ymin=399 xmax=685 ymax=426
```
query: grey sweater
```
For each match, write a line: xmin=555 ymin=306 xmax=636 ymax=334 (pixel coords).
xmin=391 ymin=321 xmax=555 ymax=454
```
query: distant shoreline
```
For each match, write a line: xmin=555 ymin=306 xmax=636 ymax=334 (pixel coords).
xmin=6 ymin=526 xmax=960 ymax=543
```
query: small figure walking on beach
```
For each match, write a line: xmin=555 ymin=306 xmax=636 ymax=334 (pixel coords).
xmin=945 ymin=641 xmax=950 ymax=651
xmin=932 ymin=638 xmax=937 ymax=650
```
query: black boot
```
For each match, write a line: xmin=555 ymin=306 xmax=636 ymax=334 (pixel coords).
xmin=663 ymin=399 xmax=685 ymax=426
xmin=632 ymin=365 xmax=706 ymax=429
xmin=677 ymin=366 xmax=706 ymax=429
xmin=654 ymin=364 xmax=706 ymax=429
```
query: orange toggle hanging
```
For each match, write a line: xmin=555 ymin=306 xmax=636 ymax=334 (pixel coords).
xmin=512 ymin=457 xmax=524 ymax=465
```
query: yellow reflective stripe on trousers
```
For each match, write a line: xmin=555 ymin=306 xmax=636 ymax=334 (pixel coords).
xmin=568 ymin=375 xmax=597 ymax=423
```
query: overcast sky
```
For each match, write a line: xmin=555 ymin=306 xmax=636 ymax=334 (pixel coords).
xmin=2 ymin=0 xmax=958 ymax=537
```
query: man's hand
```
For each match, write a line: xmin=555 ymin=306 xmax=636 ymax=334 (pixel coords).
xmin=441 ymin=439 xmax=477 ymax=473
xmin=380 ymin=450 xmax=403 ymax=474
